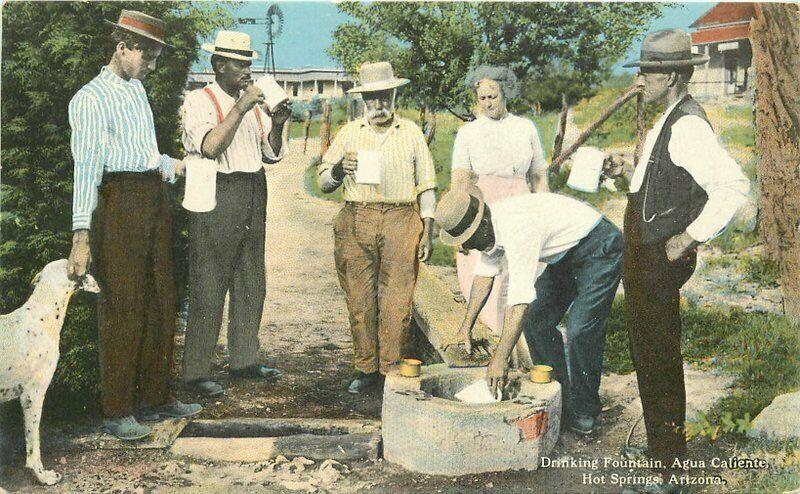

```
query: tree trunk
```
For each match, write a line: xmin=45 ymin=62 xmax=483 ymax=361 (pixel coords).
xmin=424 ymin=107 xmax=436 ymax=145
xmin=752 ymin=3 xmax=800 ymax=321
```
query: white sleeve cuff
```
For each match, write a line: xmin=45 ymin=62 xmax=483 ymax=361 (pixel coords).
xmin=418 ymin=189 xmax=436 ymax=218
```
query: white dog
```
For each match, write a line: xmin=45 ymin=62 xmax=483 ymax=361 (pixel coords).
xmin=0 ymin=259 xmax=99 ymax=485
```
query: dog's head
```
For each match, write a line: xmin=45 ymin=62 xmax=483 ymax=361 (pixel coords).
xmin=31 ymin=259 xmax=100 ymax=296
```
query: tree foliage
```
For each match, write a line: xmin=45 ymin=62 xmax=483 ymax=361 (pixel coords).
xmin=0 ymin=1 xmax=231 ymax=413
xmin=327 ymin=2 xmax=666 ymax=116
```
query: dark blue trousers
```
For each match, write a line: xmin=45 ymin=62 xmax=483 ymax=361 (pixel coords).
xmin=521 ymin=218 xmax=623 ymax=418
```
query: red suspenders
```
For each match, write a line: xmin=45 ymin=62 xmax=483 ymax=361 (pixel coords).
xmin=203 ymin=86 xmax=265 ymax=143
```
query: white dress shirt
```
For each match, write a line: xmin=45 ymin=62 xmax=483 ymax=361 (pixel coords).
xmin=452 ymin=113 xmax=548 ymax=177
xmin=180 ymin=82 xmax=286 ymax=173
xmin=629 ymin=98 xmax=749 ymax=242
xmin=474 ymin=193 xmax=602 ymax=306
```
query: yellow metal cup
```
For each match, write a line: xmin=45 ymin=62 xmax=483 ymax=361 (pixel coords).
xmin=399 ymin=358 xmax=422 ymax=378
xmin=530 ymin=365 xmax=553 ymax=384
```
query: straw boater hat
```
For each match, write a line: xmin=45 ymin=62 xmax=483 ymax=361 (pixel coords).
xmin=105 ymin=10 xmax=173 ymax=48
xmin=435 ymin=186 xmax=486 ymax=247
xmin=623 ymin=29 xmax=709 ymax=69
xmin=347 ymin=62 xmax=409 ymax=94
xmin=202 ymin=31 xmax=259 ymax=61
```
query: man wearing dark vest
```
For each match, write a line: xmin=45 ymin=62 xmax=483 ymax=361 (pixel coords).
xmin=622 ymin=29 xmax=749 ymax=493
xmin=179 ymin=31 xmax=290 ymax=397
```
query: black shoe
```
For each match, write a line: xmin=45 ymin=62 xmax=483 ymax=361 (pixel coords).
xmin=568 ymin=413 xmax=596 ymax=436
xmin=185 ymin=379 xmax=225 ymax=397
xmin=230 ymin=364 xmax=283 ymax=381
xmin=347 ymin=372 xmax=382 ymax=394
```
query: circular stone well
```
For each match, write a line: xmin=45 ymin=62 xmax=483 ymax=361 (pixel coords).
xmin=382 ymin=364 xmax=561 ymax=475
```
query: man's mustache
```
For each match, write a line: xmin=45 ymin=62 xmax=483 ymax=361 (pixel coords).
xmin=366 ymin=108 xmax=391 ymax=119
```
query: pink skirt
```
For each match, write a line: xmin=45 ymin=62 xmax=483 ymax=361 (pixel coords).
xmin=456 ymin=175 xmax=530 ymax=334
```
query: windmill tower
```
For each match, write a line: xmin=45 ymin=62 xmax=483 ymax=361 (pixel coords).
xmin=263 ymin=4 xmax=283 ymax=75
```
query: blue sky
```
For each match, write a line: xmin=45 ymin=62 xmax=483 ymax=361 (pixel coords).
xmin=193 ymin=2 xmax=715 ymax=73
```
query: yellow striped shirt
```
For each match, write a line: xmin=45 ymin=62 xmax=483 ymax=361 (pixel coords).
xmin=319 ymin=117 xmax=437 ymax=202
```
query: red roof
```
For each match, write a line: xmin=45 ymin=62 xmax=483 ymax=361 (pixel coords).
xmin=690 ymin=3 xmax=756 ymax=28
xmin=691 ymin=23 xmax=750 ymax=44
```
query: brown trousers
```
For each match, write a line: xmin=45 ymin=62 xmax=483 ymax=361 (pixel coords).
xmin=623 ymin=192 xmax=696 ymax=470
xmin=333 ymin=203 xmax=423 ymax=374
xmin=91 ymin=172 xmax=176 ymax=418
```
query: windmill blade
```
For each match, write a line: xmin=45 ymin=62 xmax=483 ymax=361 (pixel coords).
xmin=267 ymin=4 xmax=284 ymax=38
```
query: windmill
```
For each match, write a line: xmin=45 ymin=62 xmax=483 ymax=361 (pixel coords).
xmin=264 ymin=4 xmax=283 ymax=75
xmin=237 ymin=4 xmax=284 ymax=75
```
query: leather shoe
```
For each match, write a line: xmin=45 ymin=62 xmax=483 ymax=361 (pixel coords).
xmin=186 ymin=379 xmax=224 ymax=397
xmin=347 ymin=372 xmax=383 ymax=394
xmin=230 ymin=364 xmax=283 ymax=381
xmin=568 ymin=413 xmax=596 ymax=436
xmin=139 ymin=399 xmax=203 ymax=421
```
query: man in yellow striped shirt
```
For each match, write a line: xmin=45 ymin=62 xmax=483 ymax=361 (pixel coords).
xmin=318 ymin=62 xmax=437 ymax=394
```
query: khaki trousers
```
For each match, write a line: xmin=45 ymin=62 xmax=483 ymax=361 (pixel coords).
xmin=333 ymin=203 xmax=423 ymax=374
xmin=91 ymin=172 xmax=176 ymax=418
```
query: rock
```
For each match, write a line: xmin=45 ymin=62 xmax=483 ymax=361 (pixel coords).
xmin=748 ymin=391 xmax=800 ymax=441
xmin=317 ymin=459 xmax=346 ymax=486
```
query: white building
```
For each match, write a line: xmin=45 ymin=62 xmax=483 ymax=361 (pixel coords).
xmin=187 ymin=67 xmax=353 ymax=101
xmin=689 ymin=3 xmax=757 ymax=100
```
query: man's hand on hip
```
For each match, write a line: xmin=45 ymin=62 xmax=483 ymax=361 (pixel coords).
xmin=67 ymin=229 xmax=92 ymax=279
xmin=665 ymin=231 xmax=699 ymax=262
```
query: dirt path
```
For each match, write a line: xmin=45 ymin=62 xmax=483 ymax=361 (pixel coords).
xmin=1 ymin=140 xmax=740 ymax=493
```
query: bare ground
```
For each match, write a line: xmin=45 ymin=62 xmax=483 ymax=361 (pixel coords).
xmin=1 ymin=140 xmax=746 ymax=493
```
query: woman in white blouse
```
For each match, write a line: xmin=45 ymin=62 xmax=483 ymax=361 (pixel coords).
xmin=450 ymin=65 xmax=549 ymax=367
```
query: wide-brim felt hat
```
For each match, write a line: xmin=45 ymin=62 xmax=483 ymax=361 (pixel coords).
xmin=623 ymin=28 xmax=709 ymax=69
xmin=105 ymin=10 xmax=174 ymax=48
xmin=202 ymin=31 xmax=259 ymax=61
xmin=435 ymin=186 xmax=485 ymax=247
xmin=348 ymin=61 xmax=409 ymax=94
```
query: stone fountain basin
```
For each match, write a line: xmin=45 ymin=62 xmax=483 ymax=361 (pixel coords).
xmin=382 ymin=364 xmax=561 ymax=476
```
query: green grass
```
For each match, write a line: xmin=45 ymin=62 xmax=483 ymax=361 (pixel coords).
xmin=721 ymin=124 xmax=756 ymax=151
xmin=739 ymin=254 xmax=780 ymax=287
xmin=428 ymin=239 xmax=456 ymax=267
xmin=709 ymin=229 xmax=760 ymax=254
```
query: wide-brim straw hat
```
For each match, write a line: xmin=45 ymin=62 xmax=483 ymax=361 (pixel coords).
xmin=435 ymin=186 xmax=485 ymax=247
xmin=105 ymin=10 xmax=174 ymax=48
xmin=202 ymin=31 xmax=259 ymax=61
xmin=623 ymin=29 xmax=709 ymax=69
xmin=348 ymin=62 xmax=409 ymax=94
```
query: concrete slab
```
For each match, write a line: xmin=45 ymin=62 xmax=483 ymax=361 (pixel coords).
xmin=69 ymin=418 xmax=189 ymax=450
xmin=171 ymin=432 xmax=381 ymax=462
xmin=413 ymin=266 xmax=497 ymax=367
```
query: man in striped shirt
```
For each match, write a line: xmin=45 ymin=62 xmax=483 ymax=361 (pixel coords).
xmin=318 ymin=62 xmax=437 ymax=394
xmin=66 ymin=10 xmax=200 ymax=441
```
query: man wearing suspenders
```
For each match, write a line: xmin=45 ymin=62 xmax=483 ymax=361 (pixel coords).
xmin=179 ymin=31 xmax=290 ymax=397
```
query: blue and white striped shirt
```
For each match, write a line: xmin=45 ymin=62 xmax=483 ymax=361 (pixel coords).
xmin=69 ymin=66 xmax=179 ymax=230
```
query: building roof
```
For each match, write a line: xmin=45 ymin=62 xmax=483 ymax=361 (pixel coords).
xmin=690 ymin=3 xmax=756 ymax=28
xmin=691 ymin=23 xmax=751 ymax=45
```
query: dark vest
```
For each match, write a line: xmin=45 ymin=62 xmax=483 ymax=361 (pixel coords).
xmin=636 ymin=95 xmax=710 ymax=244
